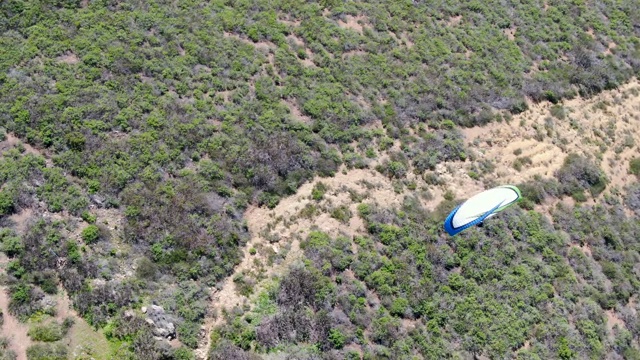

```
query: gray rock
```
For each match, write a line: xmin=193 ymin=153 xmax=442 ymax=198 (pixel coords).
xmin=90 ymin=194 xmax=105 ymax=206
xmin=144 ymin=304 xmax=176 ymax=339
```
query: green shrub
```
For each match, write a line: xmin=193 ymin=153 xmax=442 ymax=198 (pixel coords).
xmin=135 ymin=257 xmax=158 ymax=280
xmin=379 ymin=137 xmax=394 ymax=151
xmin=299 ymin=203 xmax=318 ymax=219
xmin=555 ymin=154 xmax=607 ymax=197
xmin=512 ymin=156 xmax=533 ymax=172
xmin=0 ymin=192 xmax=14 ymax=216
xmin=312 ymin=182 xmax=328 ymax=201
xmin=330 ymin=205 xmax=352 ymax=224
xmin=328 ymin=328 xmax=346 ymax=349
xmin=630 ymin=157 xmax=640 ymax=177
xmin=80 ymin=211 xmax=97 ymax=224
xmin=390 ymin=297 xmax=409 ymax=317
xmin=26 ymin=342 xmax=67 ymax=360
xmin=571 ymin=189 xmax=587 ymax=202
xmin=33 ymin=271 xmax=57 ymax=295
xmin=422 ymin=172 xmax=443 ymax=185
xmin=177 ymin=321 xmax=201 ymax=349
xmin=357 ymin=203 xmax=372 ymax=218
xmin=1 ymin=232 xmax=24 ymax=257
xmin=28 ymin=322 xmax=65 ymax=342
xmin=443 ymin=190 xmax=455 ymax=201
xmin=550 ymin=104 xmax=566 ymax=119
xmin=65 ymin=131 xmax=86 ymax=151
xmin=173 ymin=347 xmax=196 ymax=360
xmin=81 ymin=225 xmax=100 ymax=244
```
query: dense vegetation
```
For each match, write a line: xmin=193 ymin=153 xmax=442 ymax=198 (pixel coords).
xmin=0 ymin=0 xmax=639 ymax=358
xmin=209 ymin=168 xmax=640 ymax=359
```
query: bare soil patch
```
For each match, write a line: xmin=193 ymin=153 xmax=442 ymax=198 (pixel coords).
xmin=300 ymin=53 xmax=316 ymax=67
xmin=568 ymin=242 xmax=592 ymax=257
xmin=446 ymin=15 xmax=463 ymax=27
xmin=503 ymin=26 xmax=517 ymax=40
xmin=605 ymin=309 xmax=625 ymax=337
xmin=342 ymin=50 xmax=367 ymax=59
xmin=462 ymin=79 xmax=640 ymax=193
xmin=57 ymin=53 xmax=80 ymax=65
xmin=283 ymin=99 xmax=313 ymax=125
xmin=278 ymin=17 xmax=301 ymax=27
xmin=7 ymin=208 xmax=33 ymax=236
xmin=286 ymin=34 xmax=305 ymax=47
xmin=0 ymin=133 xmax=53 ymax=167
xmin=337 ymin=15 xmax=369 ymax=34
xmin=223 ymin=32 xmax=278 ymax=51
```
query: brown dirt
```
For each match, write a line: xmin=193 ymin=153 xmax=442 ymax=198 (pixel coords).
xmin=337 ymin=15 xmax=369 ymax=34
xmin=0 ymin=145 xmax=114 ymax=359
xmin=503 ymin=26 xmax=517 ymax=41
xmin=214 ymin=90 xmax=233 ymax=103
xmin=628 ymin=295 xmax=637 ymax=316
xmin=605 ymin=309 xmax=625 ymax=336
xmin=286 ymin=35 xmax=305 ymax=47
xmin=534 ymin=196 xmax=575 ymax=222
xmin=300 ymin=53 xmax=316 ymax=67
xmin=446 ymin=15 xmax=463 ymax=27
xmin=342 ymin=50 xmax=367 ymax=59
xmin=515 ymin=340 xmax=531 ymax=354
xmin=57 ymin=53 xmax=80 ymax=65
xmin=278 ymin=17 xmax=301 ymax=27
xmin=568 ymin=242 xmax=592 ymax=257
xmin=194 ymin=167 xmax=414 ymax=358
xmin=0 ymin=133 xmax=53 ymax=167
xmin=461 ymin=79 xmax=640 ymax=194
xmin=283 ymin=99 xmax=313 ymax=125
xmin=604 ymin=42 xmax=617 ymax=56
xmin=1 ymin=133 xmax=43 ymax=157
xmin=7 ymin=208 xmax=33 ymax=236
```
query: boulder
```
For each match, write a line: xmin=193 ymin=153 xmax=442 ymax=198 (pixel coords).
xmin=144 ymin=304 xmax=176 ymax=339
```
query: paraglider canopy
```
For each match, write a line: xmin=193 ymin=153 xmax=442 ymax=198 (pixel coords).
xmin=444 ymin=185 xmax=521 ymax=236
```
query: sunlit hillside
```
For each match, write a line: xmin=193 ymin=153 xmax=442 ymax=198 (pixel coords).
xmin=0 ymin=1 xmax=639 ymax=359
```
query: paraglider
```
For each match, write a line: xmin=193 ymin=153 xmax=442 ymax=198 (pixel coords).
xmin=444 ymin=185 xmax=521 ymax=236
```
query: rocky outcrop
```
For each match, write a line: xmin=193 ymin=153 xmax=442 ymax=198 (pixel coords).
xmin=142 ymin=304 xmax=176 ymax=340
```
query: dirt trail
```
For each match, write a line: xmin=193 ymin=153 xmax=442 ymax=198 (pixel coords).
xmin=194 ymin=168 xmax=415 ymax=358
xmin=0 ymin=255 xmax=31 ymax=360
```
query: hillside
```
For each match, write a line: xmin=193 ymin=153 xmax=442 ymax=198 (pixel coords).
xmin=0 ymin=0 xmax=639 ymax=359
